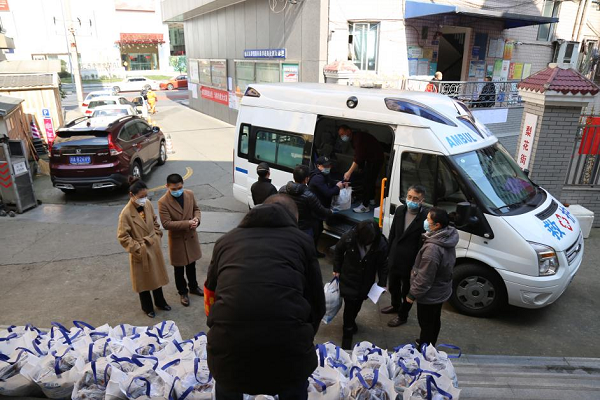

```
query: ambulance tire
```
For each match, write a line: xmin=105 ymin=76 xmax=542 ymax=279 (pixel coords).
xmin=450 ymin=263 xmax=507 ymax=317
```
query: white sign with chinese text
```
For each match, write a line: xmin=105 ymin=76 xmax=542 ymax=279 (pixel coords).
xmin=517 ymin=112 xmax=538 ymax=170
xmin=13 ymin=161 xmax=27 ymax=176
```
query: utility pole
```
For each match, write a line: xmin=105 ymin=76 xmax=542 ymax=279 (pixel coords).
xmin=61 ymin=0 xmax=83 ymax=106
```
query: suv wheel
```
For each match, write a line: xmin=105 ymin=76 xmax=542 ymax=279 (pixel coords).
xmin=167 ymin=83 xmax=174 ymax=90
xmin=157 ymin=141 xmax=167 ymax=165
xmin=449 ymin=263 xmax=507 ymax=317
xmin=131 ymin=160 xmax=143 ymax=180
xmin=113 ymin=86 xmax=120 ymax=94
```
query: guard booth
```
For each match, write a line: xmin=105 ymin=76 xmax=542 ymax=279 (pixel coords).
xmin=0 ymin=138 xmax=37 ymax=213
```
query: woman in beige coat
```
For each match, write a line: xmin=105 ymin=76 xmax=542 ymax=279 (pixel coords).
xmin=117 ymin=179 xmax=171 ymax=318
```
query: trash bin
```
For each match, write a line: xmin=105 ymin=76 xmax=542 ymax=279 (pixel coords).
xmin=0 ymin=138 xmax=37 ymax=213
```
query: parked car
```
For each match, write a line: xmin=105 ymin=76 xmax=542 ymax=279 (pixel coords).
xmin=50 ymin=115 xmax=167 ymax=192
xmin=160 ymin=75 xmax=188 ymax=90
xmin=113 ymin=77 xmax=158 ymax=93
xmin=91 ymin=105 xmax=137 ymax=118
xmin=80 ymin=90 xmax=118 ymax=113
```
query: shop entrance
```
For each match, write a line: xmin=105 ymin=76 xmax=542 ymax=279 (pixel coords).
xmin=437 ymin=27 xmax=471 ymax=81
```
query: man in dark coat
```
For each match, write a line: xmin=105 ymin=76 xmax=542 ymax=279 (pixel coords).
xmin=251 ymin=162 xmax=277 ymax=205
xmin=476 ymin=76 xmax=496 ymax=108
xmin=280 ymin=164 xmax=332 ymax=237
xmin=382 ymin=185 xmax=429 ymax=328
xmin=206 ymin=194 xmax=326 ymax=398
xmin=333 ymin=220 xmax=388 ymax=349
xmin=308 ymin=156 xmax=344 ymax=257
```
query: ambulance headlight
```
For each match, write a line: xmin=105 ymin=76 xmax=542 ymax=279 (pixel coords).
xmin=346 ymin=96 xmax=358 ymax=109
xmin=528 ymin=242 xmax=559 ymax=276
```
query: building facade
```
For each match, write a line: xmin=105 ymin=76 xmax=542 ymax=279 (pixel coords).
xmin=1 ymin=0 xmax=178 ymax=78
xmin=165 ymin=0 xmax=600 ymax=136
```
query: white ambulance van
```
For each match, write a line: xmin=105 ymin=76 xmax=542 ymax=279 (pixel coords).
xmin=232 ymin=83 xmax=583 ymax=317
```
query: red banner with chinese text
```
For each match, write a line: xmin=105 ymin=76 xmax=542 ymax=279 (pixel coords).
xmin=201 ymin=86 xmax=229 ymax=106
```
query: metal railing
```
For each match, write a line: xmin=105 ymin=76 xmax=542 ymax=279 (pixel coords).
xmin=404 ymin=79 xmax=522 ymax=108
xmin=566 ymin=115 xmax=600 ymax=186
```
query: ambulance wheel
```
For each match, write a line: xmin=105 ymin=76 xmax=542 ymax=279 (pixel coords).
xmin=450 ymin=263 xmax=506 ymax=317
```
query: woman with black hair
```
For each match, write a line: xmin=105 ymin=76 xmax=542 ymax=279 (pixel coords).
xmin=117 ymin=179 xmax=171 ymax=318
xmin=333 ymin=220 xmax=388 ymax=349
xmin=407 ymin=207 xmax=459 ymax=347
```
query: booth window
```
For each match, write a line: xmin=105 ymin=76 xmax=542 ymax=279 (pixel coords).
xmin=253 ymin=130 xmax=307 ymax=170
xmin=238 ymin=124 xmax=250 ymax=159
xmin=537 ymin=1 xmax=560 ymax=41
xmin=256 ymin=63 xmax=281 ymax=83
xmin=349 ymin=22 xmax=380 ymax=71
xmin=235 ymin=62 xmax=256 ymax=93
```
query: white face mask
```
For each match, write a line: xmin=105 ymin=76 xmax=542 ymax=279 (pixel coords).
xmin=135 ymin=197 xmax=148 ymax=206
xmin=340 ymin=135 xmax=350 ymax=142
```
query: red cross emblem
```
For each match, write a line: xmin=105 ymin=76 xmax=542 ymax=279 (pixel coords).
xmin=556 ymin=214 xmax=572 ymax=231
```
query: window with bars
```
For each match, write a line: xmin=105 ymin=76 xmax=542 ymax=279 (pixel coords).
xmin=349 ymin=22 xmax=380 ymax=71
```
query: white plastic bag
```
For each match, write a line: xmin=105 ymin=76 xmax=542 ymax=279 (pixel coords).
xmin=402 ymin=373 xmax=460 ymax=400
xmin=351 ymin=342 xmax=388 ymax=365
xmin=0 ymin=349 xmax=44 ymax=397
xmin=347 ymin=367 xmax=396 ymax=400
xmin=72 ymin=359 xmax=112 ymax=400
xmin=0 ymin=329 xmax=39 ymax=356
xmin=308 ymin=365 xmax=344 ymax=400
xmin=316 ymin=343 xmax=353 ymax=378
xmin=322 ymin=278 xmax=342 ymax=324
xmin=23 ymin=348 xmax=85 ymax=399
xmin=147 ymin=321 xmax=183 ymax=343
xmin=389 ymin=357 xmax=422 ymax=396
xmin=421 ymin=345 xmax=460 ymax=389
xmin=331 ymin=187 xmax=352 ymax=211
xmin=170 ymin=358 xmax=215 ymax=400
xmin=109 ymin=324 xmax=150 ymax=342
xmin=120 ymin=364 xmax=172 ymax=400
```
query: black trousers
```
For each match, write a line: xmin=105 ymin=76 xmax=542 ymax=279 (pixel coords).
xmin=174 ymin=261 xmax=199 ymax=295
xmin=343 ymin=297 xmax=363 ymax=331
xmin=361 ymin=160 xmax=383 ymax=207
xmin=389 ymin=273 xmax=413 ymax=321
xmin=313 ymin=220 xmax=324 ymax=250
xmin=138 ymin=287 xmax=167 ymax=313
xmin=417 ymin=302 xmax=444 ymax=346
xmin=215 ymin=381 xmax=309 ymax=400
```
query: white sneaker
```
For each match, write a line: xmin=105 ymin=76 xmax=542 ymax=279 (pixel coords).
xmin=353 ymin=204 xmax=370 ymax=213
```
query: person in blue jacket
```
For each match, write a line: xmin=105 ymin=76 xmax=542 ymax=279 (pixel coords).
xmin=309 ymin=156 xmax=345 ymax=257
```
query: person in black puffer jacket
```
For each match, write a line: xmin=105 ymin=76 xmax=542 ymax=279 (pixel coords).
xmin=333 ymin=220 xmax=388 ymax=349
xmin=280 ymin=164 xmax=332 ymax=236
xmin=407 ymin=207 xmax=459 ymax=347
xmin=206 ymin=194 xmax=325 ymax=398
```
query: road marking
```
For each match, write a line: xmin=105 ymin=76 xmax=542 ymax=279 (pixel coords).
xmin=147 ymin=167 xmax=193 ymax=192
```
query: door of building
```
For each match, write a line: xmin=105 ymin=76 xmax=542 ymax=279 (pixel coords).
xmin=437 ymin=27 xmax=472 ymax=81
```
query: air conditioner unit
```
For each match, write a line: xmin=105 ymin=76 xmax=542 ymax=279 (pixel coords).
xmin=552 ymin=41 xmax=580 ymax=68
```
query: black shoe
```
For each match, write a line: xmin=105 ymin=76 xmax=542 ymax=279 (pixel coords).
xmin=146 ymin=311 xmax=156 ymax=318
xmin=387 ymin=316 xmax=408 ymax=327
xmin=158 ymin=304 xmax=172 ymax=311
xmin=316 ymin=251 xmax=326 ymax=258
xmin=181 ymin=294 xmax=190 ymax=307
xmin=380 ymin=306 xmax=398 ymax=315
xmin=189 ymin=286 xmax=203 ymax=296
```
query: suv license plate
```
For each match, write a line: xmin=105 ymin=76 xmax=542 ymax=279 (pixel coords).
xmin=70 ymin=156 xmax=91 ymax=165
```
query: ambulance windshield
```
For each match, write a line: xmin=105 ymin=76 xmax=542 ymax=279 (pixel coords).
xmin=451 ymin=144 xmax=537 ymax=213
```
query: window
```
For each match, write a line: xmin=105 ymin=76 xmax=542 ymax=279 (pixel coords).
xmin=199 ymin=60 xmax=212 ymax=85
xmin=119 ymin=123 xmax=140 ymax=142
xmin=210 ymin=60 xmax=227 ymax=90
xmin=256 ymin=63 xmax=281 ymax=83
xmin=385 ymin=98 xmax=457 ymax=126
xmin=537 ymin=1 xmax=560 ymax=41
xmin=400 ymin=152 xmax=467 ymax=213
xmin=135 ymin=121 xmax=151 ymax=135
xmin=238 ymin=124 xmax=250 ymax=158
xmin=253 ymin=129 xmax=307 ymax=169
xmin=349 ymin=22 xmax=380 ymax=71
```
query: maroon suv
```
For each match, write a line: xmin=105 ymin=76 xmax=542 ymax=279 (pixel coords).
xmin=50 ymin=115 xmax=167 ymax=192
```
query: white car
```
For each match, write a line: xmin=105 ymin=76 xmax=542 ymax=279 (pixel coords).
xmin=80 ymin=89 xmax=117 ymax=113
xmin=112 ymin=76 xmax=158 ymax=93
xmin=84 ymin=96 xmax=134 ymax=116
xmin=91 ymin=105 xmax=137 ymax=118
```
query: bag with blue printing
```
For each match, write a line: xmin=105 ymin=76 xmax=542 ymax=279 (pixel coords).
xmin=420 ymin=345 xmax=460 ymax=389
xmin=146 ymin=320 xmax=182 ymax=343
xmin=169 ymin=358 xmax=215 ymax=400
xmin=322 ymin=278 xmax=342 ymax=324
xmin=316 ymin=343 xmax=353 ymax=378
xmin=72 ymin=359 xmax=113 ymax=400
xmin=402 ymin=373 xmax=460 ymax=400
xmin=308 ymin=365 xmax=344 ymax=400
xmin=0 ymin=348 xmax=44 ymax=397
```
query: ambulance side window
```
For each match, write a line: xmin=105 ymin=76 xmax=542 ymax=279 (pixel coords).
xmin=238 ymin=124 xmax=250 ymax=158
xmin=250 ymin=126 xmax=310 ymax=172
xmin=400 ymin=151 xmax=467 ymax=213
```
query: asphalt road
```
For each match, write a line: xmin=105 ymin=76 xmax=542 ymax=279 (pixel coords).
xmin=1 ymin=94 xmax=599 ymax=358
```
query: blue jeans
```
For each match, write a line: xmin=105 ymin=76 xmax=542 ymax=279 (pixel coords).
xmin=215 ymin=381 xmax=309 ymax=400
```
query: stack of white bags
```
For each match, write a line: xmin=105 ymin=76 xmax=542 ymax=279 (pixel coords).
xmin=0 ymin=322 xmax=460 ymax=399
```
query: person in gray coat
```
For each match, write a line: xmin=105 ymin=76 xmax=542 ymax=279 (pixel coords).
xmin=406 ymin=207 xmax=459 ymax=347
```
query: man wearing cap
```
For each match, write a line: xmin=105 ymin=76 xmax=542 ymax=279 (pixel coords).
xmin=309 ymin=156 xmax=345 ymax=256
xmin=251 ymin=162 xmax=277 ymax=206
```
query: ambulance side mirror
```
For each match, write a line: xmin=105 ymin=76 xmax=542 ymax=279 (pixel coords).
xmin=455 ymin=202 xmax=478 ymax=228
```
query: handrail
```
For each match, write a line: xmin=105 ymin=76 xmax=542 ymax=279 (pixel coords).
xmin=379 ymin=177 xmax=387 ymax=228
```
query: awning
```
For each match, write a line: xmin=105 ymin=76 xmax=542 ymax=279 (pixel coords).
xmin=405 ymin=0 xmax=559 ymax=29
xmin=116 ymin=33 xmax=165 ymax=45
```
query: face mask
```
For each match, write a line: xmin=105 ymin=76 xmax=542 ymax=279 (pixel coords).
xmin=135 ymin=197 xmax=148 ymax=206
xmin=340 ymin=135 xmax=350 ymax=142
xmin=423 ymin=219 xmax=431 ymax=232
xmin=322 ymin=168 xmax=331 ymax=175
xmin=406 ymin=200 xmax=420 ymax=210
xmin=170 ymin=189 xmax=184 ymax=198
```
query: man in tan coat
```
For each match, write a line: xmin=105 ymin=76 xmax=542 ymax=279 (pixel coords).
xmin=117 ymin=179 xmax=170 ymax=318
xmin=158 ymin=173 xmax=203 ymax=307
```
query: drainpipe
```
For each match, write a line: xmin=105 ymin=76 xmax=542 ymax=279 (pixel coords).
xmin=572 ymin=0 xmax=585 ymax=41
xmin=576 ymin=0 xmax=592 ymax=42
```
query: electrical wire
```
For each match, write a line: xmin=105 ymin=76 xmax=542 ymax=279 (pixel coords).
xmin=269 ymin=0 xmax=288 ymax=14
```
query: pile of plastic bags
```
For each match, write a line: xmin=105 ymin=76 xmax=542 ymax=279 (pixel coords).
xmin=311 ymin=341 xmax=461 ymax=400
xmin=0 ymin=322 xmax=461 ymax=399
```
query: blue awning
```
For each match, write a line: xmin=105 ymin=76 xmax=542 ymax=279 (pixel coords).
xmin=405 ymin=0 xmax=559 ymax=29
